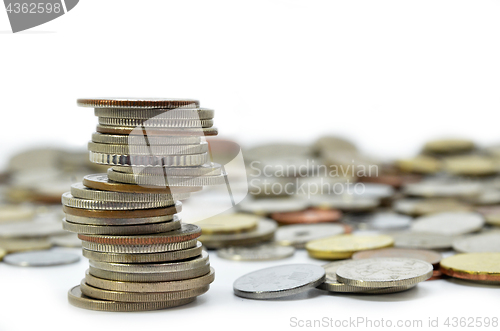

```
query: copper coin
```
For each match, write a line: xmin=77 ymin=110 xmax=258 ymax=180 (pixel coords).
xmin=427 ymin=270 xmax=448 ymax=281
xmin=352 ymin=248 xmax=441 ymax=267
xmin=63 ymin=201 xmax=181 ymax=219
xmin=271 ymin=208 xmax=342 ymax=225
xmin=77 ymin=98 xmax=200 ymax=109
xmin=96 ymin=125 xmax=218 ymax=136
xmin=82 ymin=174 xmax=202 ymax=194
xmin=78 ymin=223 xmax=201 ymax=245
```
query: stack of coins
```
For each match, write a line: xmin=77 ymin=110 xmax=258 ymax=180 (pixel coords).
xmin=63 ymin=98 xmax=225 ymax=311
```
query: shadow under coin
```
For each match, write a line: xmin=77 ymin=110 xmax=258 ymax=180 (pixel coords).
xmin=330 ymin=285 xmax=427 ymax=302
xmin=267 ymin=288 xmax=325 ymax=301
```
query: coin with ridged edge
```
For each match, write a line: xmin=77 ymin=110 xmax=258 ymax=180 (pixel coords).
xmin=82 ymin=174 xmax=202 ymax=194
xmin=88 ymin=141 xmax=209 ymax=155
xmin=96 ymin=125 xmax=218 ymax=136
xmin=91 ymin=132 xmax=202 ymax=145
xmin=78 ymin=223 xmax=201 ymax=245
xmin=107 ymin=169 xmax=227 ymax=187
xmin=89 ymin=251 xmax=209 ymax=273
xmin=233 ymin=264 xmax=325 ymax=299
xmin=111 ymin=163 xmax=222 ymax=177
xmin=84 ymin=267 xmax=215 ymax=292
xmin=65 ymin=214 xmax=175 ymax=226
xmin=68 ymin=286 xmax=196 ymax=312
xmin=89 ymin=264 xmax=211 ymax=282
xmin=63 ymin=218 xmax=181 ymax=235
xmin=77 ymin=98 xmax=200 ymax=109
xmin=82 ymin=241 xmax=203 ymax=263
xmin=89 ymin=151 xmax=209 ymax=167
xmin=98 ymin=117 xmax=214 ymax=128
xmin=63 ymin=201 xmax=181 ymax=218
xmin=352 ymin=248 xmax=442 ymax=267
xmin=440 ymin=252 xmax=500 ymax=282
xmin=335 ymin=257 xmax=433 ymax=288
xmin=94 ymin=107 xmax=214 ymax=119
xmin=80 ymin=280 xmax=209 ymax=302
xmin=62 ymin=192 xmax=172 ymax=210
xmin=70 ymin=183 xmax=186 ymax=203
xmin=195 ymin=213 xmax=260 ymax=235
xmin=82 ymin=238 xmax=199 ymax=253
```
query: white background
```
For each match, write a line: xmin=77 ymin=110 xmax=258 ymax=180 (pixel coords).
xmin=1 ymin=1 xmax=500 ymax=331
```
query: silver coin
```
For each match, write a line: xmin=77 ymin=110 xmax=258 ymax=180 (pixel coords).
xmin=0 ymin=221 xmax=67 ymax=239
xmin=233 ymin=264 xmax=325 ymax=299
xmin=94 ymin=107 xmax=214 ymax=120
xmin=347 ymin=183 xmax=394 ymax=199
xmin=217 ymin=244 xmax=295 ymax=261
xmin=237 ymin=198 xmax=309 ymax=215
xmin=452 ymin=233 xmax=500 ymax=253
xmin=89 ymin=151 xmax=209 ymax=167
xmin=390 ymin=232 xmax=454 ymax=250
xmin=62 ymin=192 xmax=171 ymax=210
xmin=111 ymin=163 xmax=222 ymax=176
xmin=65 ymin=214 xmax=175 ymax=226
xmin=50 ymin=234 xmax=81 ymax=248
xmin=3 ymin=250 xmax=80 ymax=267
xmin=411 ymin=212 xmax=484 ymax=236
xmin=89 ymin=264 xmax=211 ymax=282
xmin=97 ymin=117 xmax=213 ymax=128
xmin=88 ymin=141 xmax=209 ymax=155
xmin=275 ymin=224 xmax=346 ymax=248
xmin=91 ymin=132 xmax=202 ymax=145
xmin=335 ymin=257 xmax=433 ymax=288
xmin=343 ymin=212 xmax=412 ymax=231
xmin=403 ymin=180 xmax=482 ymax=198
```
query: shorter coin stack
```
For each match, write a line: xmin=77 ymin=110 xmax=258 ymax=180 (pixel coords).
xmin=63 ymin=98 xmax=225 ymax=311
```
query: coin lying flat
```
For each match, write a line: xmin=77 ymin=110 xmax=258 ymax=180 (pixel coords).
xmin=411 ymin=212 xmax=484 ymax=236
xmin=198 ymin=218 xmax=277 ymax=249
xmin=82 ymin=239 xmax=199 ymax=254
xmin=443 ymin=155 xmax=498 ymax=176
xmin=82 ymin=241 xmax=203 ymax=263
xmin=271 ymin=208 xmax=342 ymax=225
xmin=65 ymin=214 xmax=175 ymax=226
xmin=217 ymin=244 xmax=295 ymax=261
xmin=396 ymin=156 xmax=441 ymax=174
xmin=335 ymin=258 xmax=433 ymax=288
xmin=423 ymin=138 xmax=474 ymax=155
xmin=97 ymin=117 xmax=214 ymax=129
xmin=50 ymin=234 xmax=81 ymax=248
xmin=452 ymin=233 xmax=500 ymax=253
xmin=306 ymin=234 xmax=394 ymax=260
xmin=233 ymin=264 xmax=325 ymax=299
xmin=63 ymin=202 xmax=181 ymax=219
xmin=0 ymin=238 xmax=52 ymax=253
xmin=112 ymin=163 xmax=222 ymax=176
xmin=275 ymin=224 xmax=347 ymax=248
xmin=343 ymin=212 xmax=412 ymax=231
xmin=195 ymin=213 xmax=260 ymax=234
xmin=0 ymin=204 xmax=35 ymax=223
xmin=476 ymin=206 xmax=500 ymax=226
xmin=440 ymin=252 xmax=500 ymax=282
xmin=84 ymin=268 xmax=215 ymax=292
xmin=237 ymin=198 xmax=309 ymax=216
xmin=63 ymin=218 xmax=181 ymax=235
xmin=70 ymin=183 xmax=183 ymax=203
xmin=94 ymin=107 xmax=214 ymax=120
xmin=89 ymin=264 xmax=211 ymax=282
xmin=394 ymin=198 xmax=472 ymax=216
xmin=91 ymin=132 xmax=202 ymax=146
xmin=3 ymin=250 xmax=80 ymax=267
xmin=68 ymin=286 xmax=196 ymax=312
xmin=0 ymin=248 xmax=6 ymax=261
xmin=389 ymin=232 xmax=454 ymax=250
xmin=404 ymin=180 xmax=482 ymax=198
xmin=0 ymin=221 xmax=67 ymax=239
xmin=352 ymin=248 xmax=442 ymax=267
xmin=96 ymin=125 xmax=218 ymax=137
xmin=311 ymin=196 xmax=379 ymax=212
xmin=77 ymin=98 xmax=200 ymax=109
xmin=62 ymin=192 xmax=172 ymax=210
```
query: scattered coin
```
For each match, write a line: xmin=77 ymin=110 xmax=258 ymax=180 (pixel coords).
xmin=275 ymin=224 xmax=347 ymax=248
xmin=237 ymin=198 xmax=309 ymax=216
xmin=0 ymin=238 xmax=53 ymax=253
xmin=336 ymin=257 xmax=433 ymax=288
xmin=393 ymin=198 xmax=472 ymax=216
xmin=343 ymin=212 xmax=412 ymax=231
xmin=396 ymin=156 xmax=441 ymax=174
xmin=440 ymin=252 xmax=500 ymax=282
xmin=452 ymin=233 xmax=500 ymax=253
xmin=0 ymin=221 xmax=67 ymax=239
xmin=50 ymin=234 xmax=81 ymax=248
xmin=311 ymin=195 xmax=379 ymax=212
xmin=389 ymin=232 xmax=454 ymax=250
xmin=233 ymin=264 xmax=325 ymax=299
xmin=0 ymin=248 xmax=6 ymax=261
xmin=195 ymin=213 xmax=259 ymax=234
xmin=411 ymin=212 xmax=484 ymax=236
xmin=217 ymin=243 xmax=295 ymax=261
xmin=443 ymin=155 xmax=498 ymax=176
xmin=271 ymin=207 xmax=342 ymax=225
xmin=3 ymin=250 xmax=80 ymax=267
xmin=404 ymin=180 xmax=482 ymax=198
xmin=306 ymin=234 xmax=394 ymax=260
xmin=476 ymin=206 xmax=500 ymax=226
xmin=423 ymin=138 xmax=474 ymax=155
xmin=352 ymin=248 xmax=441 ymax=267
xmin=0 ymin=204 xmax=36 ymax=223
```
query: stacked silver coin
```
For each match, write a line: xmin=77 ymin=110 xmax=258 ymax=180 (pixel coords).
xmin=63 ymin=98 xmax=225 ymax=312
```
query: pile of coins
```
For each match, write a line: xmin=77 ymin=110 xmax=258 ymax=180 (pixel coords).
xmin=63 ymin=98 xmax=225 ymax=311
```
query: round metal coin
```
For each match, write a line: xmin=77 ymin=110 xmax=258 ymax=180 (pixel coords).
xmin=452 ymin=233 xmax=500 ymax=253
xmin=3 ymin=250 xmax=80 ymax=267
xmin=275 ymin=224 xmax=347 ymax=248
xmin=352 ymin=248 xmax=442 ymax=267
xmin=217 ymin=244 xmax=295 ymax=261
xmin=411 ymin=212 xmax=484 ymax=236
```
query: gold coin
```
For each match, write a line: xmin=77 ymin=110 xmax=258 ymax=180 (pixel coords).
xmin=443 ymin=155 xmax=498 ymax=176
xmin=0 ymin=205 xmax=36 ymax=223
xmin=194 ymin=213 xmax=259 ymax=234
xmin=0 ymin=238 xmax=52 ymax=253
xmin=306 ymin=234 xmax=394 ymax=260
xmin=440 ymin=252 xmax=500 ymax=282
xmin=423 ymin=138 xmax=474 ymax=154
xmin=0 ymin=248 xmax=6 ymax=261
xmin=396 ymin=156 xmax=441 ymax=174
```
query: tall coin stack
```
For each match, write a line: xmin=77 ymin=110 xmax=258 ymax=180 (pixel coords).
xmin=63 ymin=98 xmax=226 ymax=312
